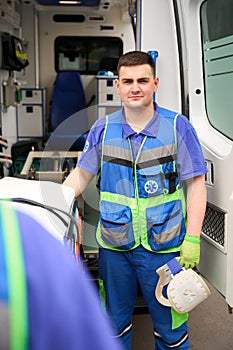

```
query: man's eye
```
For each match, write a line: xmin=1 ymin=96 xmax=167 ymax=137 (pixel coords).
xmin=139 ymin=79 xmax=149 ymax=83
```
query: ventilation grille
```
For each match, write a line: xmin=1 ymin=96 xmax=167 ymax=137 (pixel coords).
xmin=202 ymin=203 xmax=225 ymax=246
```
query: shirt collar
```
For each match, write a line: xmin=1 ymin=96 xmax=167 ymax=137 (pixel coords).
xmin=120 ymin=102 xmax=160 ymax=139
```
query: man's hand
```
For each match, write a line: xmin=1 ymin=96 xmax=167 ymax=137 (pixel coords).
xmin=180 ymin=234 xmax=200 ymax=269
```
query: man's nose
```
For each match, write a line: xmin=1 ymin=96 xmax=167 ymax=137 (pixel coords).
xmin=131 ymin=81 xmax=140 ymax=91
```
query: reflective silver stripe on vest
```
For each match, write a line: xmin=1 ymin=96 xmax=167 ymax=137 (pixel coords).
xmin=103 ymin=144 xmax=132 ymax=160
xmin=137 ymin=144 xmax=176 ymax=166
xmin=0 ymin=303 xmax=10 ymax=350
xmin=101 ymin=224 xmax=129 ymax=243
xmin=103 ymin=144 xmax=132 ymax=164
xmin=103 ymin=143 xmax=176 ymax=162
xmin=151 ymin=222 xmax=181 ymax=244
xmin=102 ymin=143 xmax=176 ymax=168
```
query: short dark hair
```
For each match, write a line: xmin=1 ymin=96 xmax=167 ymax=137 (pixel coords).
xmin=117 ymin=51 xmax=155 ymax=76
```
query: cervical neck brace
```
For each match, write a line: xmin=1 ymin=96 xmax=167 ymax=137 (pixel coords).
xmin=155 ymin=258 xmax=211 ymax=314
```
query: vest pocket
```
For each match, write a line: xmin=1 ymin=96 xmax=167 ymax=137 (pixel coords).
xmin=146 ymin=200 xmax=185 ymax=251
xmin=137 ymin=165 xmax=165 ymax=197
xmin=99 ymin=201 xmax=135 ymax=249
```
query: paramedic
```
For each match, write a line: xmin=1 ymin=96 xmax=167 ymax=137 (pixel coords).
xmin=0 ymin=200 xmax=123 ymax=350
xmin=63 ymin=50 xmax=207 ymax=350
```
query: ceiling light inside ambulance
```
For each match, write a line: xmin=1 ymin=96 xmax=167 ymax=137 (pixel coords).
xmin=59 ymin=0 xmax=81 ymax=4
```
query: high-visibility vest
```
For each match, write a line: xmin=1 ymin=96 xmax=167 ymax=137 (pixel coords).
xmin=96 ymin=107 xmax=187 ymax=252
xmin=0 ymin=202 xmax=28 ymax=350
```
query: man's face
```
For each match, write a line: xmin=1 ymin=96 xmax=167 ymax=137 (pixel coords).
xmin=115 ymin=64 xmax=159 ymax=110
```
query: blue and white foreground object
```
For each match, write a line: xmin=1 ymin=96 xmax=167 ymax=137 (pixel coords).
xmin=155 ymin=257 xmax=211 ymax=314
xmin=0 ymin=177 xmax=76 ymax=244
xmin=0 ymin=200 xmax=124 ymax=350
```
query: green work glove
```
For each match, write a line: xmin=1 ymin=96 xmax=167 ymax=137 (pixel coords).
xmin=180 ymin=234 xmax=200 ymax=269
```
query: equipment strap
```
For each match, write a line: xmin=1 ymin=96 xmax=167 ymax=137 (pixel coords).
xmin=167 ymin=257 xmax=182 ymax=276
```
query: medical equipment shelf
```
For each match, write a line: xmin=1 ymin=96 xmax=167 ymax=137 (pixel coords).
xmin=96 ymin=75 xmax=122 ymax=119
xmin=16 ymin=88 xmax=46 ymax=141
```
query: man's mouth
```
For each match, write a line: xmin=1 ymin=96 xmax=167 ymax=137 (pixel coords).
xmin=129 ymin=95 xmax=142 ymax=99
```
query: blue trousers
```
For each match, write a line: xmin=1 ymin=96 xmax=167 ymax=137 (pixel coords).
xmin=98 ymin=245 xmax=190 ymax=350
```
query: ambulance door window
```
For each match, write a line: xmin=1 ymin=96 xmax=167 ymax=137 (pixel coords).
xmin=201 ymin=0 xmax=233 ymax=141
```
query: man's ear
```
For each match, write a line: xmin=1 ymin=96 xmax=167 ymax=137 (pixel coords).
xmin=154 ymin=77 xmax=159 ymax=92
xmin=115 ymin=79 xmax=120 ymax=93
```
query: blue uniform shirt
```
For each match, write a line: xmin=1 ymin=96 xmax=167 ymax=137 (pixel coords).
xmin=78 ymin=103 xmax=208 ymax=180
